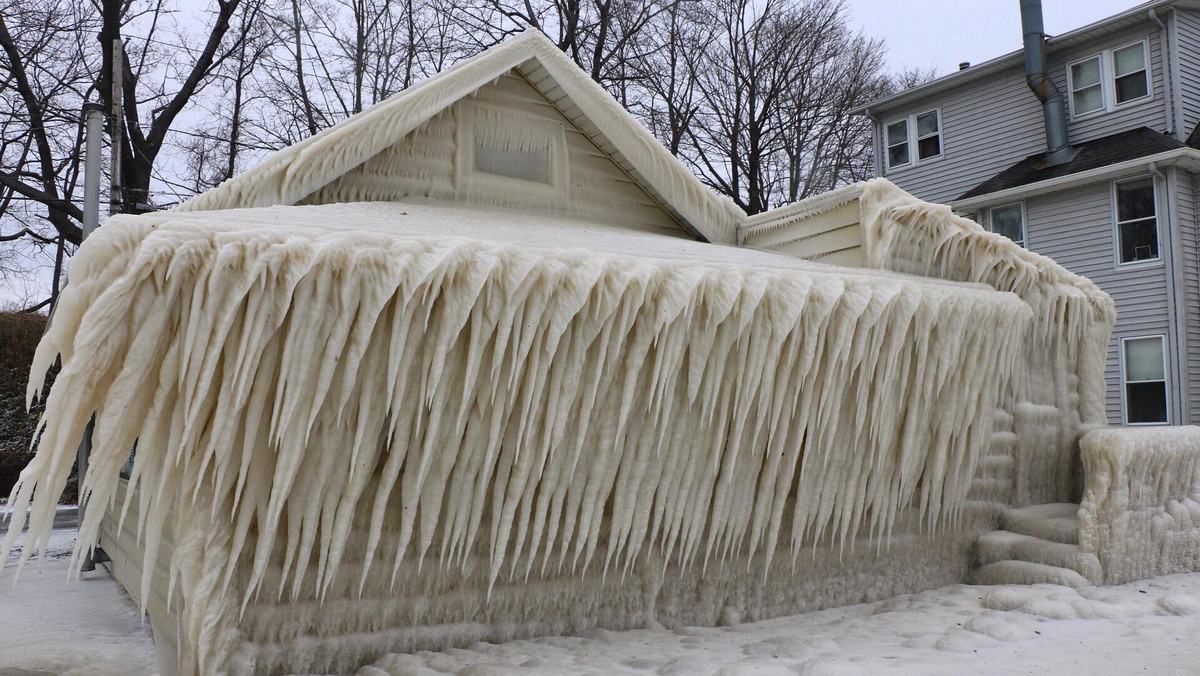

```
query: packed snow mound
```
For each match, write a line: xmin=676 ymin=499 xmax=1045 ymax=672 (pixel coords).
xmin=3 ymin=202 xmax=1027 ymax=613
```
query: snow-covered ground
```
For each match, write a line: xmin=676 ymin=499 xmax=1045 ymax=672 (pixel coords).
xmin=0 ymin=512 xmax=158 ymax=676
xmin=361 ymin=576 xmax=1200 ymax=676
xmin=2 ymin=520 xmax=1200 ymax=675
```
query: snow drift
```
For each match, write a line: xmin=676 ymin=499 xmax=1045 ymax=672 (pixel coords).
xmin=1 ymin=199 xmax=1032 ymax=671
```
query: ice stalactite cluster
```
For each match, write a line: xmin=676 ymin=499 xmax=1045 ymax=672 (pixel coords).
xmin=3 ymin=201 xmax=1027 ymax=617
xmin=1079 ymin=427 xmax=1200 ymax=584
xmin=858 ymin=179 xmax=1116 ymax=505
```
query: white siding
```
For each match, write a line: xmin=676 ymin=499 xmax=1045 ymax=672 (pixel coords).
xmin=879 ymin=23 xmax=1169 ymax=204
xmin=1025 ymin=181 xmax=1174 ymax=424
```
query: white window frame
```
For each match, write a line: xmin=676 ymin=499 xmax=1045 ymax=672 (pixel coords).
xmin=1066 ymin=39 xmax=1152 ymax=119
xmin=1111 ymin=41 xmax=1152 ymax=107
xmin=883 ymin=108 xmax=943 ymax=172
xmin=1111 ymin=175 xmax=1162 ymax=269
xmin=986 ymin=201 xmax=1027 ymax=248
xmin=1119 ymin=334 xmax=1170 ymax=426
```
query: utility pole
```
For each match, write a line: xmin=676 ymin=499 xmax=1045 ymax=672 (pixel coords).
xmin=100 ymin=0 xmax=122 ymax=215
xmin=74 ymin=103 xmax=104 ymax=572
xmin=78 ymin=0 xmax=122 ymax=573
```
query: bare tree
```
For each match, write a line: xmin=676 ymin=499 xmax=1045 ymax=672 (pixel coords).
xmin=1 ymin=0 xmax=918 ymax=308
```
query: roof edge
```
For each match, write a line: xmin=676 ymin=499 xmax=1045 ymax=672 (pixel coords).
xmin=951 ymin=147 xmax=1200 ymax=209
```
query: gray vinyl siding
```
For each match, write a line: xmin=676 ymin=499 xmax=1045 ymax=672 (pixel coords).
xmin=1186 ymin=172 xmax=1200 ymax=421
xmin=877 ymin=23 xmax=1168 ymax=204
xmin=1024 ymin=181 xmax=1174 ymax=425
xmin=1174 ymin=9 xmax=1200 ymax=137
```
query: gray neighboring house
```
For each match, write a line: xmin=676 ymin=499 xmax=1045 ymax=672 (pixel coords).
xmin=858 ymin=0 xmax=1200 ymax=427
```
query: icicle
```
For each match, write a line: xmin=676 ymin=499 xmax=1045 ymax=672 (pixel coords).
xmin=1 ymin=198 xmax=1049 ymax=672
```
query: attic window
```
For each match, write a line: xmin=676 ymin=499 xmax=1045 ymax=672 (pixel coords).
xmin=456 ymin=101 xmax=568 ymax=200
xmin=474 ymin=142 xmax=550 ymax=184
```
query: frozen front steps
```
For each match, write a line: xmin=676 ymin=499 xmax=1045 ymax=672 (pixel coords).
xmin=974 ymin=560 xmax=1091 ymax=588
xmin=972 ymin=503 xmax=1100 ymax=588
xmin=1002 ymin=503 xmax=1080 ymax=545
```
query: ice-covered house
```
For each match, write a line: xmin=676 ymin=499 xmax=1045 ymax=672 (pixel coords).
xmin=3 ymin=27 xmax=1163 ymax=676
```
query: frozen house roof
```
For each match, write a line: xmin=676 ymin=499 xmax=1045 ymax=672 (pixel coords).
xmin=178 ymin=29 xmax=744 ymax=244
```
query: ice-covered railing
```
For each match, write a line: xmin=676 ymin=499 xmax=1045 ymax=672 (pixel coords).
xmin=857 ymin=179 xmax=1116 ymax=505
xmin=1079 ymin=427 xmax=1200 ymax=584
xmin=1 ymin=201 xmax=1029 ymax=612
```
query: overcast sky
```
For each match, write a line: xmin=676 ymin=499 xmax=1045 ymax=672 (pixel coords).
xmin=849 ymin=0 xmax=1147 ymax=76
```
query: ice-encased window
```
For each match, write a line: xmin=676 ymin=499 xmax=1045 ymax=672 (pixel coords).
xmin=474 ymin=142 xmax=550 ymax=184
xmin=456 ymin=101 xmax=568 ymax=201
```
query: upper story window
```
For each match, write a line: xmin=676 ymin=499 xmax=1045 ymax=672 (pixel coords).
xmin=1067 ymin=40 xmax=1151 ymax=118
xmin=886 ymin=120 xmax=910 ymax=168
xmin=1070 ymin=57 xmax=1104 ymax=115
xmin=1122 ymin=335 xmax=1168 ymax=425
xmin=1113 ymin=176 xmax=1159 ymax=266
xmin=1113 ymin=43 xmax=1149 ymax=103
xmin=987 ymin=202 xmax=1025 ymax=247
xmin=884 ymin=109 xmax=942 ymax=171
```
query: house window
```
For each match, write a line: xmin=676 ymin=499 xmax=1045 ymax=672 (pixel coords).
xmin=1122 ymin=335 xmax=1168 ymax=424
xmin=884 ymin=109 xmax=942 ymax=171
xmin=1113 ymin=43 xmax=1149 ymax=104
xmin=1070 ymin=57 xmax=1104 ymax=116
xmin=1068 ymin=41 xmax=1151 ymax=117
xmin=1114 ymin=177 xmax=1159 ymax=265
xmin=916 ymin=111 xmax=942 ymax=160
xmin=454 ymin=101 xmax=568 ymax=201
xmin=886 ymin=120 xmax=910 ymax=168
xmin=474 ymin=143 xmax=550 ymax=184
xmin=987 ymin=203 xmax=1025 ymax=247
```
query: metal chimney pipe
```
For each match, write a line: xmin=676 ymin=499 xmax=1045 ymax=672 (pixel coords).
xmin=1020 ymin=0 xmax=1077 ymax=165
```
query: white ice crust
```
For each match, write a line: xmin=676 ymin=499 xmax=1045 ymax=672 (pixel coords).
xmin=1079 ymin=426 xmax=1200 ymax=584
xmin=1 ymin=197 xmax=1032 ymax=671
xmin=177 ymin=29 xmax=744 ymax=245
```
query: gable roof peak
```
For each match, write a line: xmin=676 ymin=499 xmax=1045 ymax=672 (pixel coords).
xmin=178 ymin=28 xmax=742 ymax=244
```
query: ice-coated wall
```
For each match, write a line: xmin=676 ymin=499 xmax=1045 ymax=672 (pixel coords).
xmin=858 ymin=179 xmax=1116 ymax=507
xmin=301 ymin=69 xmax=689 ymax=237
xmin=1079 ymin=427 xmax=1200 ymax=584
xmin=3 ymin=199 xmax=1032 ymax=674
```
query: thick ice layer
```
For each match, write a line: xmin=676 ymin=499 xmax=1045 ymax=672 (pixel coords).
xmin=2 ymin=201 xmax=1027 ymax=670
xmin=858 ymin=179 xmax=1115 ymax=505
xmin=1079 ymin=427 xmax=1200 ymax=584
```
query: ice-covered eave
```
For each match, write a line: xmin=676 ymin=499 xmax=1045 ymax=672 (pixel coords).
xmin=5 ymin=201 xmax=1031 ymax=610
xmin=737 ymin=184 xmax=867 ymax=242
xmin=176 ymin=29 xmax=743 ymax=245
